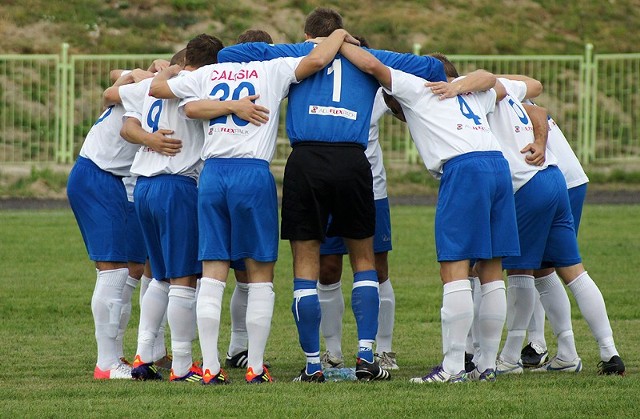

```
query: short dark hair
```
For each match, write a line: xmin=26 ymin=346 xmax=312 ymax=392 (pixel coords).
xmin=429 ymin=52 xmax=459 ymax=79
xmin=170 ymin=48 xmax=187 ymax=66
xmin=304 ymin=7 xmax=343 ymax=38
xmin=237 ymin=29 xmax=273 ymax=44
xmin=186 ymin=34 xmax=224 ymax=68
xmin=353 ymin=35 xmax=370 ymax=49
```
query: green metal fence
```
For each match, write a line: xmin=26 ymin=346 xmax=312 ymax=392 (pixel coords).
xmin=0 ymin=43 xmax=638 ymax=166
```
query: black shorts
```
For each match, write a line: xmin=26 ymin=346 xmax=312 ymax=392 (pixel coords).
xmin=281 ymin=142 xmax=375 ymax=241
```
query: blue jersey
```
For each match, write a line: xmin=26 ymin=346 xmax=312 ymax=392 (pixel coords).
xmin=217 ymin=42 xmax=446 ymax=147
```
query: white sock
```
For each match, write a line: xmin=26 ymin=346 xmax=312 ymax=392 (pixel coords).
xmin=567 ymin=271 xmax=618 ymax=360
xmin=167 ymin=285 xmax=197 ymax=378
xmin=317 ymin=281 xmax=344 ymax=359
xmin=136 ymin=280 xmax=169 ymax=363
xmin=153 ymin=310 xmax=168 ymax=361
xmin=197 ymin=277 xmax=226 ymax=376
xmin=228 ymin=282 xmax=249 ymax=357
xmin=376 ymin=279 xmax=396 ymax=354
xmin=92 ymin=268 xmax=128 ymax=370
xmin=535 ymin=272 xmax=578 ymax=360
xmin=115 ymin=275 xmax=138 ymax=359
xmin=500 ymin=275 xmax=536 ymax=363
xmin=139 ymin=274 xmax=152 ymax=307
xmin=527 ymin=293 xmax=547 ymax=349
xmin=441 ymin=280 xmax=474 ymax=375
xmin=477 ymin=281 xmax=506 ymax=372
xmin=246 ymin=282 xmax=275 ymax=375
xmin=470 ymin=277 xmax=482 ymax=362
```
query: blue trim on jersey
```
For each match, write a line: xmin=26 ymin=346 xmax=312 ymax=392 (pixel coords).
xmin=67 ymin=156 xmax=128 ymax=262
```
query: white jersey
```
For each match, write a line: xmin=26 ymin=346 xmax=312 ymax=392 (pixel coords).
xmin=166 ymin=57 xmax=302 ymax=162
xmin=122 ymin=175 xmax=137 ymax=202
xmin=487 ymin=78 xmax=558 ymax=192
xmin=78 ymin=103 xmax=139 ymax=177
xmin=386 ymin=68 xmax=502 ymax=179
xmin=367 ymin=90 xmax=390 ymax=200
xmin=120 ymin=77 xmax=204 ymax=180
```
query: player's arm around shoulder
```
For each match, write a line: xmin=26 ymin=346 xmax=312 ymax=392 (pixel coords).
xmin=295 ymin=29 xmax=354 ymax=81
xmin=497 ymin=74 xmax=543 ymax=99
xmin=426 ymin=70 xmax=497 ymax=100
xmin=339 ymin=42 xmax=391 ymax=89
xmin=149 ymin=64 xmax=182 ymax=99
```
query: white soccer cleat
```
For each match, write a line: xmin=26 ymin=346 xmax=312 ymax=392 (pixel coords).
xmin=376 ymin=351 xmax=399 ymax=370
xmin=531 ymin=356 xmax=582 ymax=373
xmin=410 ymin=364 xmax=466 ymax=383
xmin=320 ymin=351 xmax=345 ymax=369
xmin=94 ymin=361 xmax=133 ymax=380
xmin=495 ymin=357 xmax=524 ymax=375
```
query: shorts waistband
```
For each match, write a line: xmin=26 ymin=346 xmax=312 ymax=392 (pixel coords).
xmin=443 ymin=151 xmax=504 ymax=170
xmin=75 ymin=156 xmax=123 ymax=178
xmin=137 ymin=174 xmax=196 ymax=185
xmin=204 ymin=157 xmax=269 ymax=168
xmin=292 ymin=141 xmax=366 ymax=150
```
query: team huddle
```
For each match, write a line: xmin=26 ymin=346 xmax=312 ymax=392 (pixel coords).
xmin=67 ymin=7 xmax=625 ymax=385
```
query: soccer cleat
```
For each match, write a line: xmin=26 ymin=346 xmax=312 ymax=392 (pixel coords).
xmin=521 ymin=342 xmax=549 ymax=368
xmin=410 ymin=364 xmax=467 ymax=383
xmin=321 ymin=351 xmax=345 ymax=369
xmin=355 ymin=358 xmax=391 ymax=381
xmin=119 ymin=357 xmax=132 ymax=367
xmin=170 ymin=363 xmax=203 ymax=383
xmin=531 ymin=356 xmax=582 ymax=373
xmin=466 ymin=367 xmax=497 ymax=382
xmin=597 ymin=355 xmax=625 ymax=376
xmin=225 ymin=350 xmax=249 ymax=369
xmin=464 ymin=352 xmax=476 ymax=373
xmin=131 ymin=355 xmax=163 ymax=380
xmin=202 ymin=368 xmax=230 ymax=385
xmin=292 ymin=368 xmax=326 ymax=383
xmin=376 ymin=352 xmax=399 ymax=371
xmin=246 ymin=365 xmax=273 ymax=384
xmin=495 ymin=357 xmax=524 ymax=375
xmin=94 ymin=362 xmax=133 ymax=380
xmin=154 ymin=354 xmax=173 ymax=370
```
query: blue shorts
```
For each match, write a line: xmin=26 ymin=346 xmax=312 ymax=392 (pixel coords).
xmin=126 ymin=200 xmax=147 ymax=264
xmin=67 ymin=156 xmax=128 ymax=262
xmin=199 ymin=158 xmax=279 ymax=263
xmin=503 ymin=166 xmax=582 ymax=270
xmin=134 ymin=175 xmax=200 ymax=280
xmin=435 ymin=151 xmax=520 ymax=262
xmin=320 ymin=198 xmax=393 ymax=255
xmin=568 ymin=183 xmax=587 ymax=233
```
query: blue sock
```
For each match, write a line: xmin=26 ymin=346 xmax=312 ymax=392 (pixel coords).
xmin=292 ymin=278 xmax=321 ymax=373
xmin=352 ymin=270 xmax=379 ymax=362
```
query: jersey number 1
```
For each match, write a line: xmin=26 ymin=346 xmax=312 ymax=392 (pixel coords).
xmin=328 ymin=59 xmax=342 ymax=102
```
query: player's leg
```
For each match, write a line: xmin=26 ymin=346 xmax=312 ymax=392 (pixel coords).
xmin=225 ymin=262 xmax=249 ymax=368
xmin=319 ymin=235 xmax=346 ymax=368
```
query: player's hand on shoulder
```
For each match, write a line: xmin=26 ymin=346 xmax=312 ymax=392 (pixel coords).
xmin=232 ymin=94 xmax=270 ymax=126
xmin=520 ymin=142 xmax=546 ymax=166
xmin=425 ymin=81 xmax=460 ymax=100
xmin=145 ymin=129 xmax=183 ymax=157
xmin=148 ymin=59 xmax=171 ymax=73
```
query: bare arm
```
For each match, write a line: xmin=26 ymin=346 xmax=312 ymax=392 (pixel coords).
xmin=147 ymin=59 xmax=170 ymax=73
xmin=184 ymin=95 xmax=270 ymax=126
xmin=520 ymin=103 xmax=549 ymax=166
xmin=339 ymin=43 xmax=391 ymax=89
xmin=103 ymin=69 xmax=154 ymax=107
xmin=120 ymin=117 xmax=183 ymax=157
xmin=295 ymin=29 xmax=357 ymax=81
xmin=493 ymin=79 xmax=507 ymax=102
xmin=498 ymin=74 xmax=543 ymax=99
xmin=149 ymin=64 xmax=183 ymax=99
xmin=425 ymin=69 xmax=496 ymax=100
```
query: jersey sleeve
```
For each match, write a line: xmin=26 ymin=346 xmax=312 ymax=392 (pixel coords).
xmin=476 ymin=89 xmax=498 ymax=115
xmin=385 ymin=68 xmax=426 ymax=106
xmin=499 ymin=78 xmax=528 ymax=101
xmin=119 ymin=79 xmax=150 ymax=115
xmin=369 ymin=49 xmax=446 ymax=82
xmin=218 ymin=42 xmax=310 ymax=63
xmin=166 ymin=69 xmax=205 ymax=100
xmin=269 ymin=57 xmax=304 ymax=98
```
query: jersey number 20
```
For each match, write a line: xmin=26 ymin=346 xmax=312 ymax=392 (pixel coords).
xmin=209 ymin=82 xmax=256 ymax=127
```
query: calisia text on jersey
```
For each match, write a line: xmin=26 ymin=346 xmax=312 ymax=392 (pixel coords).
xmin=210 ymin=69 xmax=259 ymax=81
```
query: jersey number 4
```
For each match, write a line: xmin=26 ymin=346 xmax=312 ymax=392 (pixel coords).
xmin=209 ymin=82 xmax=256 ymax=127
xmin=457 ymin=96 xmax=482 ymax=125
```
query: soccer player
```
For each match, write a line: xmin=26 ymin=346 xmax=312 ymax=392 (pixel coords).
xmin=337 ymin=43 xmax=520 ymax=383
xmin=216 ymin=6 xmax=447 ymax=383
xmin=149 ymin=27 xmax=356 ymax=384
xmin=319 ymin=88 xmax=397 ymax=371
xmin=490 ymin=77 xmax=625 ymax=376
xmin=67 ymin=60 xmax=168 ymax=380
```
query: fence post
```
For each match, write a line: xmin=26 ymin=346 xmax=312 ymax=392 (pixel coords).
xmin=56 ymin=43 xmax=69 ymax=163
xmin=580 ymin=43 xmax=594 ymax=164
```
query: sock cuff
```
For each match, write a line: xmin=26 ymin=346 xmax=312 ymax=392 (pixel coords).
xmin=566 ymin=271 xmax=589 ymax=292
xmin=317 ymin=280 xmax=342 ymax=292
xmin=148 ymin=279 xmax=170 ymax=294
xmin=97 ymin=268 xmax=129 ymax=288
xmin=126 ymin=276 xmax=139 ymax=288
xmin=248 ymin=282 xmax=274 ymax=291
xmin=201 ymin=277 xmax=226 ymax=291
xmin=507 ymin=275 xmax=535 ymax=288
xmin=294 ymin=278 xmax=317 ymax=290
xmin=534 ymin=271 xmax=562 ymax=291
xmin=168 ymin=284 xmax=197 ymax=299
xmin=354 ymin=269 xmax=377 ymax=283
xmin=236 ymin=282 xmax=250 ymax=291
xmin=481 ymin=280 xmax=505 ymax=295
xmin=443 ymin=279 xmax=472 ymax=295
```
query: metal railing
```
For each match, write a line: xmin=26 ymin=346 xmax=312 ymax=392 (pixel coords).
xmin=1 ymin=43 xmax=638 ymax=165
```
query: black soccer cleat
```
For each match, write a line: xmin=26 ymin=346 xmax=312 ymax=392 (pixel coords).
xmin=355 ymin=358 xmax=391 ymax=381
xmin=521 ymin=342 xmax=549 ymax=368
xmin=464 ymin=352 xmax=476 ymax=373
xmin=598 ymin=355 xmax=625 ymax=376
xmin=292 ymin=368 xmax=326 ymax=383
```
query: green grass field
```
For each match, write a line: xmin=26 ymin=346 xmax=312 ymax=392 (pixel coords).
xmin=1 ymin=205 xmax=638 ymax=417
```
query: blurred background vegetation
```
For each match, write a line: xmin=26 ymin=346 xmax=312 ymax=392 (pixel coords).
xmin=1 ymin=0 xmax=639 ymax=55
